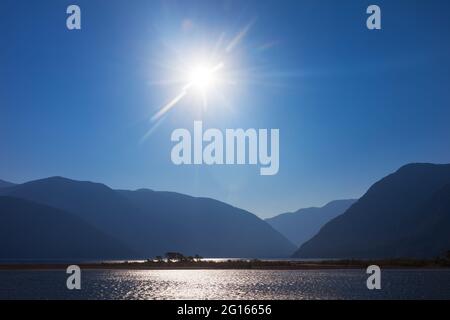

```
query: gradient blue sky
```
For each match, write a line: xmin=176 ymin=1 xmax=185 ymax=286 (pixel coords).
xmin=1 ymin=0 xmax=450 ymax=218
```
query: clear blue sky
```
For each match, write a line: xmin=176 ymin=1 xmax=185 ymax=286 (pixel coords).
xmin=1 ymin=0 xmax=450 ymax=218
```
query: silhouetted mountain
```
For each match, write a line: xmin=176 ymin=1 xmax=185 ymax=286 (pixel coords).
xmin=266 ymin=199 xmax=356 ymax=246
xmin=118 ymin=189 xmax=296 ymax=257
xmin=0 ymin=177 xmax=156 ymax=257
xmin=0 ymin=196 xmax=134 ymax=261
xmin=0 ymin=179 xmax=15 ymax=188
xmin=0 ymin=177 xmax=296 ymax=258
xmin=395 ymin=184 xmax=450 ymax=257
xmin=294 ymin=163 xmax=450 ymax=259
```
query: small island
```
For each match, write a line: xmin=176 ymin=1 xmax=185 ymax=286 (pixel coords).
xmin=1 ymin=251 xmax=450 ymax=271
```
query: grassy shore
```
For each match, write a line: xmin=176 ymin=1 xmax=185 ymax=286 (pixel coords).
xmin=1 ymin=258 xmax=450 ymax=271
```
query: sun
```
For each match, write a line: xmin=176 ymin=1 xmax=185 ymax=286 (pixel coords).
xmin=147 ymin=21 xmax=256 ymax=126
xmin=188 ymin=62 xmax=223 ymax=93
xmin=189 ymin=65 xmax=215 ymax=91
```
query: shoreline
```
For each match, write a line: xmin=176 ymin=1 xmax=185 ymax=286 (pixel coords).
xmin=1 ymin=259 xmax=449 ymax=271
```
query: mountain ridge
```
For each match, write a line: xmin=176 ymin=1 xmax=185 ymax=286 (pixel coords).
xmin=0 ymin=176 xmax=296 ymax=259
xmin=0 ymin=179 xmax=16 ymax=188
xmin=294 ymin=163 xmax=450 ymax=259
xmin=266 ymin=199 xmax=357 ymax=246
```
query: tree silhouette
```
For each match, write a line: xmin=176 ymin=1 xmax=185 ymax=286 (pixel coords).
xmin=165 ymin=252 xmax=185 ymax=262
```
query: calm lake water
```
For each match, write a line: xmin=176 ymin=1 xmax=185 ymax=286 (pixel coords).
xmin=1 ymin=269 xmax=449 ymax=300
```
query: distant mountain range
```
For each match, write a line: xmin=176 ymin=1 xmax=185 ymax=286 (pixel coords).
xmin=294 ymin=163 xmax=450 ymax=259
xmin=266 ymin=199 xmax=356 ymax=246
xmin=0 ymin=177 xmax=295 ymax=261
xmin=1 ymin=162 xmax=449 ymax=261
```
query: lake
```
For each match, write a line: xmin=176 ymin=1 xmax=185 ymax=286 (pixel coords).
xmin=1 ymin=269 xmax=449 ymax=300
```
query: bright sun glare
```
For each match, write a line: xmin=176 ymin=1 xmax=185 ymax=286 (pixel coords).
xmin=189 ymin=65 xmax=214 ymax=91
xmin=188 ymin=62 xmax=224 ymax=92
xmin=144 ymin=20 xmax=281 ymax=142
xmin=147 ymin=22 xmax=255 ymax=127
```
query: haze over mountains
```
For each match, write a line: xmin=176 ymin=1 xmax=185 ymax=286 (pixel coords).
xmin=0 ymin=177 xmax=295 ymax=261
xmin=294 ymin=163 xmax=450 ymax=259
xmin=266 ymin=199 xmax=356 ymax=246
